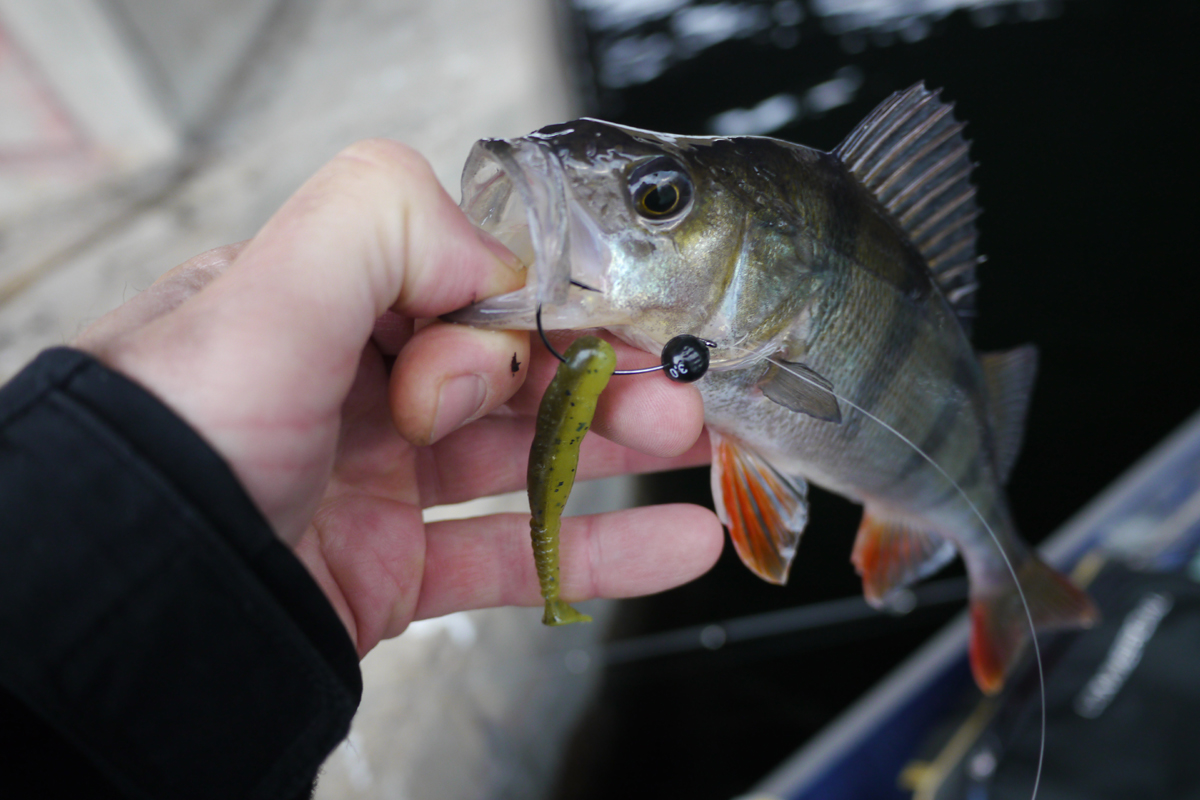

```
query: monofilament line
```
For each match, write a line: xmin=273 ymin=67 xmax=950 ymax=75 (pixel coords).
xmin=754 ymin=352 xmax=1047 ymax=800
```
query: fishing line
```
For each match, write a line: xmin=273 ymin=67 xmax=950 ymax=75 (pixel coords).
xmin=529 ymin=322 xmax=1046 ymax=799
xmin=740 ymin=349 xmax=1048 ymax=800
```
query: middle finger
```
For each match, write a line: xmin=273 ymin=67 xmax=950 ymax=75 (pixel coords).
xmin=415 ymin=411 xmax=711 ymax=508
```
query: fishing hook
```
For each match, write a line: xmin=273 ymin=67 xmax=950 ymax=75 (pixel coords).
xmin=535 ymin=305 xmax=714 ymax=382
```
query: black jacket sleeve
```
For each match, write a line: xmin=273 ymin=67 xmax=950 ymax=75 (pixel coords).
xmin=0 ymin=348 xmax=362 ymax=799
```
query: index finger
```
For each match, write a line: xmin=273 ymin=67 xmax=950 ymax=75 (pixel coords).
xmin=216 ymin=139 xmax=525 ymax=370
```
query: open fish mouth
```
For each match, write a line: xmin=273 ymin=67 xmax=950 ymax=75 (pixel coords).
xmin=445 ymin=137 xmax=628 ymax=331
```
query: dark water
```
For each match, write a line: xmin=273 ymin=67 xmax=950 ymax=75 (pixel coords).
xmin=550 ymin=1 xmax=1200 ymax=797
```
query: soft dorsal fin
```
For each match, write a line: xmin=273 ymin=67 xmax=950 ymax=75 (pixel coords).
xmin=834 ymin=83 xmax=983 ymax=336
xmin=979 ymin=345 xmax=1038 ymax=483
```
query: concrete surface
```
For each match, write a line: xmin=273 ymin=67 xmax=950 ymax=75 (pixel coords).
xmin=0 ymin=0 xmax=578 ymax=378
xmin=0 ymin=0 xmax=179 ymax=219
xmin=1 ymin=1 xmax=629 ymax=798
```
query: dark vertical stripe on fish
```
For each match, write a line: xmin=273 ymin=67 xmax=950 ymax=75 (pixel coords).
xmin=818 ymin=153 xmax=865 ymax=279
xmin=886 ymin=353 xmax=979 ymax=489
xmin=929 ymin=447 xmax=985 ymax=511
xmin=846 ymin=294 xmax=921 ymax=438
xmin=820 ymin=153 xmax=914 ymax=436
xmin=823 ymin=154 xmax=936 ymax=303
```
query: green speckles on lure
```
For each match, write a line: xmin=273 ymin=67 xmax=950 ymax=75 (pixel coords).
xmin=527 ymin=335 xmax=616 ymax=625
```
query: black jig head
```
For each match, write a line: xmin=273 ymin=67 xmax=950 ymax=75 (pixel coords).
xmin=660 ymin=334 xmax=711 ymax=383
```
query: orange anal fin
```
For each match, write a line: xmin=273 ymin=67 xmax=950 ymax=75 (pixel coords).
xmin=851 ymin=509 xmax=956 ymax=607
xmin=968 ymin=554 xmax=1099 ymax=694
xmin=709 ymin=430 xmax=809 ymax=585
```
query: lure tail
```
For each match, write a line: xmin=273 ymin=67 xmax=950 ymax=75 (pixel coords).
xmin=543 ymin=598 xmax=592 ymax=626
xmin=530 ymin=514 xmax=594 ymax=625
xmin=969 ymin=554 xmax=1098 ymax=694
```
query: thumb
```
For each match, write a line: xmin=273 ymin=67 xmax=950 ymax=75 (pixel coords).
xmin=89 ymin=139 xmax=523 ymax=539
xmin=176 ymin=139 xmax=523 ymax=405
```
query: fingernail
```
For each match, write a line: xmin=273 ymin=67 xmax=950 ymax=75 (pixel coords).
xmin=474 ymin=227 xmax=525 ymax=272
xmin=431 ymin=375 xmax=487 ymax=442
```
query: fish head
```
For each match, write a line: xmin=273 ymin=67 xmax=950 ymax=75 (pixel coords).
xmin=449 ymin=119 xmax=822 ymax=365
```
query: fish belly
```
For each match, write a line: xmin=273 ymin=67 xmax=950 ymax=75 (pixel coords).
xmin=701 ymin=272 xmax=1014 ymax=564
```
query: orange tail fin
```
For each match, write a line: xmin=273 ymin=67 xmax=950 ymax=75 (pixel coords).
xmin=969 ymin=554 xmax=1099 ymax=694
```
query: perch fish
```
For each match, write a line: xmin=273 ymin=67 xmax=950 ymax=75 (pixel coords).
xmin=451 ymin=84 xmax=1097 ymax=693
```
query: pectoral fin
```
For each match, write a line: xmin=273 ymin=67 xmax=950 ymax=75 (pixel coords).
xmin=758 ymin=360 xmax=842 ymax=423
xmin=710 ymin=430 xmax=809 ymax=584
xmin=851 ymin=510 xmax=957 ymax=606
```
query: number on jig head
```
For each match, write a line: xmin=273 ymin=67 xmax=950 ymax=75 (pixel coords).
xmin=661 ymin=334 xmax=711 ymax=383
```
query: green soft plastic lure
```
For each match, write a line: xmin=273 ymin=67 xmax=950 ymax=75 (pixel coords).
xmin=527 ymin=335 xmax=617 ymax=625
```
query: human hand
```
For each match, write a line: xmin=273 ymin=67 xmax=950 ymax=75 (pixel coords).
xmin=75 ymin=139 xmax=723 ymax=656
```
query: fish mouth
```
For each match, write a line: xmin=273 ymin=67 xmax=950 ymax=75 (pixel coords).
xmin=445 ymin=137 xmax=629 ymax=331
xmin=445 ymin=133 xmax=767 ymax=373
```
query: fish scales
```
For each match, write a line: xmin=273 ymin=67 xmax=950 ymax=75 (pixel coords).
xmin=703 ymin=269 xmax=983 ymax=516
xmin=451 ymin=83 xmax=1097 ymax=693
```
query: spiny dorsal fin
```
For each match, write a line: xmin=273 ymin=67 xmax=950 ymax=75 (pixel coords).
xmin=834 ymin=82 xmax=983 ymax=336
xmin=979 ymin=345 xmax=1038 ymax=483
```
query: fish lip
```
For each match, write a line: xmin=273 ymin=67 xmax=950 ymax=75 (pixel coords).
xmin=447 ymin=136 xmax=621 ymax=331
xmin=475 ymin=138 xmax=571 ymax=306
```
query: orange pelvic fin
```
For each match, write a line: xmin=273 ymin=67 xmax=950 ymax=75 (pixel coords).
xmin=709 ymin=429 xmax=809 ymax=585
xmin=851 ymin=509 xmax=956 ymax=607
xmin=969 ymin=554 xmax=1099 ymax=694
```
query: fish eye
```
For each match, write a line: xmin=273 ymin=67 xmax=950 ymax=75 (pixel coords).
xmin=629 ymin=157 xmax=693 ymax=221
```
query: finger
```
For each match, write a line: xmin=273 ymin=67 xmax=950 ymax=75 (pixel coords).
xmin=591 ymin=368 xmax=705 ymax=457
xmin=238 ymin=138 xmax=523 ymax=327
xmin=505 ymin=329 xmax=648 ymax=414
xmin=296 ymin=495 xmax=427 ymax=655
xmin=390 ymin=320 xmax=530 ymax=446
xmin=73 ymin=241 xmax=247 ymax=350
xmin=331 ymin=342 xmax=421 ymax=506
xmin=418 ymin=415 xmax=710 ymax=508
xmin=88 ymin=140 xmax=524 ymax=542
xmin=370 ymin=310 xmax=414 ymax=357
xmin=413 ymin=505 xmax=724 ymax=622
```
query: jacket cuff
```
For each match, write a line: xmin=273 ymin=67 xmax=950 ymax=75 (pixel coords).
xmin=0 ymin=347 xmax=361 ymax=799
